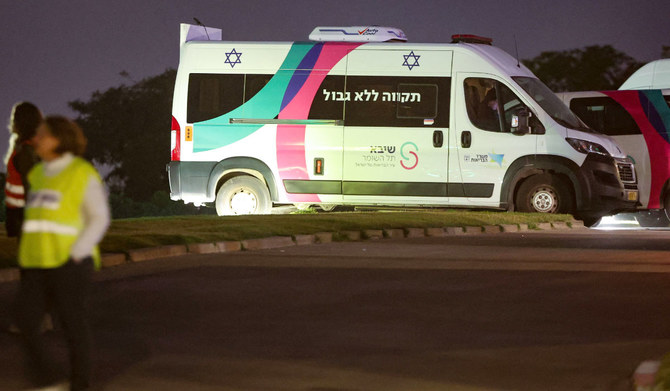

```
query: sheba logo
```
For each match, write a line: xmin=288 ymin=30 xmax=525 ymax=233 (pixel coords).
xmin=400 ymin=142 xmax=419 ymax=170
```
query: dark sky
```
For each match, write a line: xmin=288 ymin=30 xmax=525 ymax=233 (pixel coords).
xmin=2 ymin=0 xmax=669 ymax=169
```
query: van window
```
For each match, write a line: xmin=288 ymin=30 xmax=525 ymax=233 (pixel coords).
xmin=244 ymin=74 xmax=273 ymax=102
xmin=464 ymin=78 xmax=531 ymax=132
xmin=343 ymin=76 xmax=450 ymax=127
xmin=187 ymin=74 xmax=244 ymax=123
xmin=309 ymin=75 xmax=345 ymax=120
xmin=569 ymin=97 xmax=641 ymax=136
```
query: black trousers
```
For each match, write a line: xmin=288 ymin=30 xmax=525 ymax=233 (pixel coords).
xmin=15 ymin=258 xmax=94 ymax=390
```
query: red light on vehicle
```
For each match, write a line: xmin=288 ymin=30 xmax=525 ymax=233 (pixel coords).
xmin=451 ymin=34 xmax=493 ymax=45
xmin=171 ymin=116 xmax=181 ymax=161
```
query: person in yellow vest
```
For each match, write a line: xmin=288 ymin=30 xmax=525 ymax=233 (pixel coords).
xmin=15 ymin=115 xmax=110 ymax=391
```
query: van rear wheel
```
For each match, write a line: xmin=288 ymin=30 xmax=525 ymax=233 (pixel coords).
xmin=216 ymin=176 xmax=271 ymax=216
xmin=516 ymin=174 xmax=574 ymax=214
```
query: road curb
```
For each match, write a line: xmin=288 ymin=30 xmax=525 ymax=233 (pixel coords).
xmin=129 ymin=245 xmax=188 ymax=263
xmin=293 ymin=234 xmax=316 ymax=246
xmin=241 ymin=236 xmax=295 ymax=250
xmin=101 ymin=253 xmax=127 ymax=268
xmin=0 ymin=220 xmax=584 ymax=283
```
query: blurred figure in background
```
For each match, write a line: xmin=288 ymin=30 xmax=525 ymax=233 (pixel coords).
xmin=4 ymin=102 xmax=41 ymax=237
xmin=15 ymin=116 xmax=110 ymax=391
xmin=4 ymin=102 xmax=54 ymax=334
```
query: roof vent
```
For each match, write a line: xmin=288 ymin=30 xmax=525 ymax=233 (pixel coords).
xmin=309 ymin=26 xmax=407 ymax=42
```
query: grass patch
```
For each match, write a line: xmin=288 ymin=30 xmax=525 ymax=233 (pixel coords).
xmin=0 ymin=209 xmax=573 ymax=268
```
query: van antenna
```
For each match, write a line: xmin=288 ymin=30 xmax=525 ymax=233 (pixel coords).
xmin=513 ymin=34 xmax=520 ymax=68
xmin=193 ymin=17 xmax=210 ymax=40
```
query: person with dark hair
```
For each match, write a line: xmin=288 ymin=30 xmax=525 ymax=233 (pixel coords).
xmin=4 ymin=102 xmax=42 ymax=237
xmin=15 ymin=115 xmax=110 ymax=391
xmin=5 ymin=102 xmax=55 ymax=334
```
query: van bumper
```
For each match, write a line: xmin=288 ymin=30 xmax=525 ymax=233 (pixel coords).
xmin=576 ymin=154 xmax=639 ymax=218
xmin=166 ymin=161 xmax=217 ymax=204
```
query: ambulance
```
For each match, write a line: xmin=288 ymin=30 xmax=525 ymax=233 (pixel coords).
xmin=167 ymin=24 xmax=638 ymax=224
xmin=558 ymin=85 xmax=670 ymax=219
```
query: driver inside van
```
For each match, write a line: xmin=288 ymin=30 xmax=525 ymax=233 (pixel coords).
xmin=476 ymin=88 xmax=501 ymax=131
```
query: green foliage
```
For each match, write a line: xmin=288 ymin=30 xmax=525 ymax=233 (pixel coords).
xmin=69 ymin=69 xmax=177 ymax=201
xmin=523 ymin=45 xmax=644 ymax=91
xmin=108 ymin=190 xmax=215 ymax=219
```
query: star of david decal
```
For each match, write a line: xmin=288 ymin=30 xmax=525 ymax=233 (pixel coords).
xmin=225 ymin=48 xmax=242 ymax=68
xmin=402 ymin=51 xmax=420 ymax=70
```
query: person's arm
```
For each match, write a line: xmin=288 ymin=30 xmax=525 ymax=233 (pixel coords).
xmin=70 ymin=176 xmax=111 ymax=262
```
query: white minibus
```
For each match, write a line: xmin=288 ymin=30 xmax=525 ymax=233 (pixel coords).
xmin=168 ymin=24 xmax=638 ymax=225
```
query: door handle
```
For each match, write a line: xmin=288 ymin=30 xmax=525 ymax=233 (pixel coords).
xmin=461 ymin=131 xmax=471 ymax=148
xmin=433 ymin=130 xmax=443 ymax=148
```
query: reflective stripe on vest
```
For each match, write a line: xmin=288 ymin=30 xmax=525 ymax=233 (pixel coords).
xmin=4 ymin=147 xmax=26 ymax=209
xmin=19 ymin=157 xmax=102 ymax=269
xmin=5 ymin=195 xmax=25 ymax=208
xmin=23 ymin=220 xmax=79 ymax=236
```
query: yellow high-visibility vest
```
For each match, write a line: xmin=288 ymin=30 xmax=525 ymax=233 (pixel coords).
xmin=19 ymin=157 xmax=101 ymax=269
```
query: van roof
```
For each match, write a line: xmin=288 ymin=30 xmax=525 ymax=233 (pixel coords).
xmin=619 ymin=59 xmax=670 ymax=90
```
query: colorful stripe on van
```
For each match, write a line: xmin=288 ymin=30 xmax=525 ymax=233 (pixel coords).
xmin=603 ymin=90 xmax=670 ymax=208
xmin=193 ymin=42 xmax=361 ymax=202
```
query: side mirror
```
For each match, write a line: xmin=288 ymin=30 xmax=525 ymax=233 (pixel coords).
xmin=511 ymin=108 xmax=530 ymax=135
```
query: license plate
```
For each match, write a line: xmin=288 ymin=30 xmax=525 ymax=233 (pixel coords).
xmin=626 ymin=190 xmax=638 ymax=201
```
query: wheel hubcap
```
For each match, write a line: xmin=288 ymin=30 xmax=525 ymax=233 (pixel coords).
xmin=230 ymin=189 xmax=257 ymax=214
xmin=531 ymin=188 xmax=558 ymax=213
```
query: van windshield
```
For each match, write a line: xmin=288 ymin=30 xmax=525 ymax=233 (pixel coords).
xmin=513 ymin=77 xmax=592 ymax=132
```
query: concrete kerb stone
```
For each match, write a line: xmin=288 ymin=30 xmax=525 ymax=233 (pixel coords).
xmin=463 ymin=226 xmax=483 ymax=234
xmin=101 ymin=253 xmax=127 ymax=268
xmin=216 ymin=241 xmax=242 ymax=252
xmin=569 ymin=220 xmax=587 ymax=229
xmin=128 ymin=244 xmax=188 ymax=263
xmin=405 ymin=228 xmax=425 ymax=238
xmin=383 ymin=228 xmax=405 ymax=239
xmin=340 ymin=231 xmax=362 ymax=241
xmin=187 ymin=242 xmax=218 ymax=254
xmin=444 ymin=226 xmax=465 ymax=235
xmin=483 ymin=225 xmax=502 ymax=234
xmin=314 ymin=232 xmax=333 ymax=243
xmin=363 ymin=229 xmax=384 ymax=240
xmin=518 ymin=223 xmax=529 ymax=231
xmin=425 ymin=227 xmax=446 ymax=237
xmin=500 ymin=224 xmax=519 ymax=233
xmin=536 ymin=222 xmax=553 ymax=230
xmin=293 ymin=234 xmax=316 ymax=246
xmin=241 ymin=236 xmax=295 ymax=251
xmin=551 ymin=221 xmax=570 ymax=230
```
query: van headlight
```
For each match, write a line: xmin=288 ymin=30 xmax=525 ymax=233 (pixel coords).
xmin=566 ymin=138 xmax=610 ymax=156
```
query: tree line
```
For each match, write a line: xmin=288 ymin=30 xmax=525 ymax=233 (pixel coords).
xmin=51 ymin=44 xmax=667 ymax=219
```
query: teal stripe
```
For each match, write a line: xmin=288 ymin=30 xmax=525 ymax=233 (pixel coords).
xmin=193 ymin=42 xmax=316 ymax=152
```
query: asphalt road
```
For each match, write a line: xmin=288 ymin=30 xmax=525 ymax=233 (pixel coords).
xmin=2 ymin=229 xmax=670 ymax=390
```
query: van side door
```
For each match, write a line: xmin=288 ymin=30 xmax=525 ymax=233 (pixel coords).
xmin=452 ymin=74 xmax=539 ymax=206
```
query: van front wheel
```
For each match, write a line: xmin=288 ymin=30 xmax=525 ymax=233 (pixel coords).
xmin=216 ymin=176 xmax=271 ymax=216
xmin=516 ymin=174 xmax=574 ymax=214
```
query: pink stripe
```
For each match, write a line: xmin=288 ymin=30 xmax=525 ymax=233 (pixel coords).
xmin=604 ymin=91 xmax=670 ymax=208
xmin=276 ymin=43 xmax=362 ymax=202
